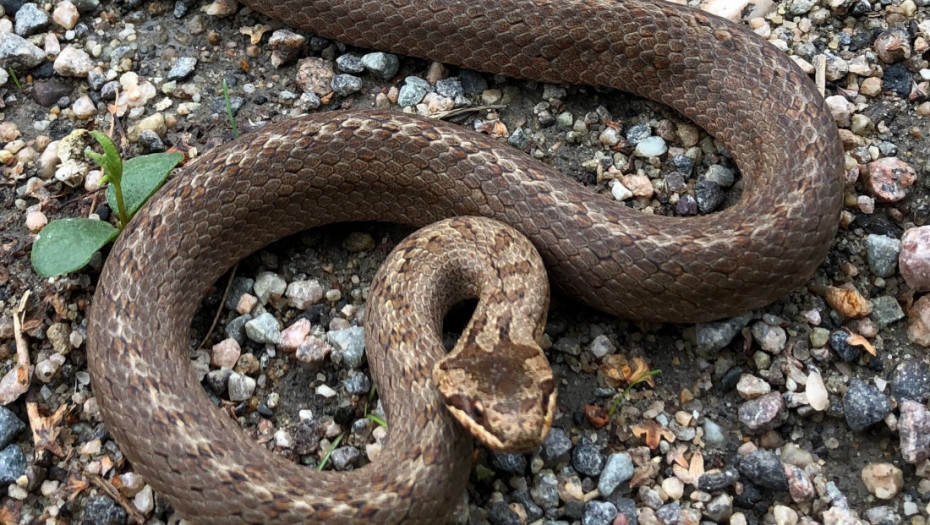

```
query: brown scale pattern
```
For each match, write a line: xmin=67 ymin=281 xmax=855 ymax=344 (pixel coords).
xmin=88 ymin=0 xmax=843 ymax=522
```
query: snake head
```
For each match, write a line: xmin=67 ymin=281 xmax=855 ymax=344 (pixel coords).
xmin=433 ymin=338 xmax=556 ymax=454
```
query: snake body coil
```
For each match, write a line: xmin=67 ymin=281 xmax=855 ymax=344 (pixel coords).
xmin=88 ymin=0 xmax=844 ymax=522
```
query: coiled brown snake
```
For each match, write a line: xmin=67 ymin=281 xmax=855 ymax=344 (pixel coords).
xmin=87 ymin=0 xmax=844 ymax=522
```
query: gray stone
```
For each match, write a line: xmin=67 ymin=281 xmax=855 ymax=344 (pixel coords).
xmin=705 ymin=165 xmax=735 ymax=187
xmin=167 ymin=57 xmax=197 ymax=81
xmin=331 ymin=446 xmax=360 ymax=470
xmin=529 ymin=471 xmax=559 ymax=508
xmin=695 ymin=180 xmax=725 ymax=213
xmin=597 ymin=452 xmax=634 ymax=497
xmin=695 ymin=314 xmax=751 ymax=352
xmin=335 ymin=54 xmax=365 ymax=74
xmin=0 ymin=407 xmax=26 ymax=449
xmin=342 ymin=371 xmax=371 ymax=396
xmin=244 ymin=312 xmax=282 ymax=344
xmin=327 ymin=326 xmax=366 ymax=368
xmin=572 ymin=437 xmax=605 ymax=477
xmin=866 ymin=234 xmax=901 ymax=278
xmin=331 ymin=74 xmax=362 ymax=96
xmin=491 ymin=452 xmax=526 ymax=475
xmin=870 ymin=296 xmax=904 ymax=329
xmin=397 ymin=76 xmax=430 ymax=106
xmin=0 ymin=444 xmax=27 ymax=484
xmin=81 ymin=496 xmax=128 ymax=525
xmin=843 ymin=378 xmax=892 ymax=432
xmin=540 ymin=426 xmax=572 ymax=467
xmin=360 ymin=52 xmax=399 ymax=80
xmin=737 ymin=450 xmax=788 ymax=490
xmin=14 ymin=3 xmax=49 ymax=36
xmin=699 ymin=467 xmax=740 ymax=491
xmin=0 ymin=32 xmax=45 ymax=69
xmin=225 ymin=314 xmax=253 ymax=345
xmin=582 ymin=501 xmax=618 ymax=525
xmin=890 ymin=358 xmax=930 ymax=403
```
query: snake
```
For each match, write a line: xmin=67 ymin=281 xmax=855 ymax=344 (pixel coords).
xmin=86 ymin=0 xmax=844 ymax=522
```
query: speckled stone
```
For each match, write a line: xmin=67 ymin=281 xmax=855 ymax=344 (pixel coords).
xmin=843 ymin=378 xmax=892 ymax=432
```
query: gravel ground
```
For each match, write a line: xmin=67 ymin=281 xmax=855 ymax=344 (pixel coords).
xmin=1 ymin=0 xmax=930 ymax=524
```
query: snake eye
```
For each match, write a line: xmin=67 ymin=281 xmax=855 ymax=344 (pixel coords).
xmin=448 ymin=395 xmax=484 ymax=423
xmin=471 ymin=400 xmax=485 ymax=421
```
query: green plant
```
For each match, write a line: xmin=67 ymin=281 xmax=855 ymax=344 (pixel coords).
xmin=316 ymin=432 xmax=345 ymax=471
xmin=8 ymin=67 xmax=22 ymax=90
xmin=31 ymin=131 xmax=183 ymax=277
xmin=607 ymin=368 xmax=662 ymax=417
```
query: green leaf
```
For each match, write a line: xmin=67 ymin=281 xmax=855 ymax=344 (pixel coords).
xmin=87 ymin=131 xmax=123 ymax=184
xmin=106 ymin=152 xmax=183 ymax=221
xmin=316 ymin=432 xmax=345 ymax=471
xmin=366 ymin=413 xmax=387 ymax=428
xmin=31 ymin=219 xmax=119 ymax=277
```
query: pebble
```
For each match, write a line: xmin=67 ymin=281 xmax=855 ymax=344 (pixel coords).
xmin=327 ymin=326 xmax=365 ymax=368
xmin=14 ymin=3 xmax=49 ymax=36
xmin=0 ymin=407 xmax=25 ymax=449
xmin=861 ymin=463 xmax=904 ymax=499
xmin=898 ymin=400 xmax=930 ymax=464
xmin=843 ymin=378 xmax=892 ymax=432
xmin=53 ymin=45 xmax=94 ymax=77
xmin=805 ymin=371 xmax=829 ymax=411
xmin=398 ymin=76 xmax=430 ymax=106
xmin=738 ymin=391 xmax=786 ymax=434
xmin=227 ymin=372 xmax=256 ymax=401
xmin=360 ymin=52 xmax=399 ymax=80
xmin=900 ymin=226 xmax=930 ymax=291
xmin=225 ymin=314 xmax=252 ymax=344
xmin=908 ymin=295 xmax=930 ymax=346
xmin=540 ymin=427 xmax=572 ymax=467
xmin=882 ymin=63 xmax=912 ymax=98
xmin=52 ymin=1 xmax=79 ymax=28
xmin=702 ymin=419 xmax=726 ymax=447
xmin=486 ymin=501 xmax=520 ymax=525
xmin=295 ymin=337 xmax=332 ymax=364
xmin=890 ymin=358 xmax=930 ymax=402
xmin=695 ymin=180 xmax=725 ymax=213
xmin=331 ymin=73 xmax=362 ymax=96
xmin=655 ymin=502 xmax=680 ymax=524
xmin=694 ymin=314 xmax=750 ymax=352
xmin=267 ymin=30 xmax=305 ymax=67
xmin=865 ymin=234 xmax=901 ymax=278
xmin=750 ymin=322 xmax=786 ymax=353
xmin=773 ymin=505 xmax=799 ymax=525
xmin=133 ymin=485 xmax=154 ymax=514
xmin=864 ymin=158 xmax=916 ymax=202
xmin=167 ymin=57 xmax=197 ymax=81
xmin=633 ymin=136 xmax=667 ymax=158
xmin=704 ymin=165 xmax=735 ymax=187
xmin=0 ymin=32 xmax=45 ymax=69
xmin=25 ymin=210 xmax=47 ymax=232
xmin=330 ymin=446 xmax=360 ymax=470
xmin=32 ymin=79 xmax=72 ymax=107
xmin=597 ymin=452 xmax=634 ymax=496
xmin=278 ymin=318 xmax=312 ymax=352
xmin=829 ymin=330 xmax=861 ymax=362
xmin=335 ymin=54 xmax=365 ymax=74
xmin=0 ymin=444 xmax=27 ymax=484
xmin=342 ymin=371 xmax=370 ymax=396
xmin=81 ymin=496 xmax=128 ymax=525
xmin=244 ymin=312 xmax=282 ymax=344
xmin=784 ymin=465 xmax=815 ymax=504
xmin=736 ymin=374 xmax=771 ymax=400
xmin=583 ymin=500 xmax=617 ymax=525
xmin=870 ymin=296 xmax=904 ymax=329
xmin=572 ymin=437 xmax=605 ymax=477
xmin=254 ymin=271 xmax=287 ymax=305
xmin=530 ymin=471 xmax=559 ymax=509
xmin=703 ymin=493 xmax=733 ymax=522
xmin=737 ymin=450 xmax=788 ymax=490
xmin=206 ymin=368 xmax=232 ymax=393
